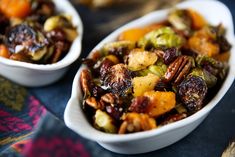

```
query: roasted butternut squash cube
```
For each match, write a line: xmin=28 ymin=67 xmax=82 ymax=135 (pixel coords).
xmin=127 ymin=49 xmax=158 ymax=71
xmin=187 ymin=9 xmax=207 ymax=30
xmin=144 ymin=91 xmax=176 ymax=117
xmin=133 ymin=73 xmax=160 ymax=97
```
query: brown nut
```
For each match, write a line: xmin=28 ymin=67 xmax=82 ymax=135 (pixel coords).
xmin=160 ymin=113 xmax=187 ymax=126
xmin=80 ymin=69 xmax=94 ymax=98
xmin=118 ymin=113 xmax=157 ymax=134
xmin=164 ymin=55 xmax=193 ymax=84
xmin=85 ymin=97 xmax=104 ymax=110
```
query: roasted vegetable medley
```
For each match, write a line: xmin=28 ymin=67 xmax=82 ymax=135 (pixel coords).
xmin=80 ymin=8 xmax=231 ymax=134
xmin=0 ymin=0 xmax=78 ymax=64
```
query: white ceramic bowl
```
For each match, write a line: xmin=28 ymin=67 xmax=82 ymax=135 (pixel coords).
xmin=0 ymin=0 xmax=83 ymax=87
xmin=64 ymin=0 xmax=235 ymax=154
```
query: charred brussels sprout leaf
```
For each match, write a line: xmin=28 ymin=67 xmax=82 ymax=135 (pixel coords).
xmin=178 ymin=76 xmax=208 ymax=113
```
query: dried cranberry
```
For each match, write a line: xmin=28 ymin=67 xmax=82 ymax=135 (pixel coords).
xmin=129 ymin=96 xmax=150 ymax=113
xmin=163 ymin=47 xmax=180 ymax=65
xmin=92 ymin=86 xmax=105 ymax=98
xmin=46 ymin=28 xmax=66 ymax=42
xmin=106 ymin=105 xmax=123 ymax=120
xmin=178 ymin=76 xmax=208 ymax=113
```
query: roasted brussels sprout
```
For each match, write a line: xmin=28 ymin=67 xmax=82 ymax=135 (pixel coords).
xmin=189 ymin=68 xmax=217 ymax=88
xmin=101 ymin=63 xmax=133 ymax=96
xmin=138 ymin=27 xmax=185 ymax=49
xmin=94 ymin=109 xmax=117 ymax=133
xmin=178 ymin=76 xmax=208 ymax=113
xmin=168 ymin=9 xmax=192 ymax=36
xmin=196 ymin=55 xmax=228 ymax=80
xmin=148 ymin=60 xmax=167 ymax=77
xmin=6 ymin=24 xmax=50 ymax=61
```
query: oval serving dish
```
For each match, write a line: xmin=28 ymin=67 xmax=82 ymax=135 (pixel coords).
xmin=64 ymin=0 xmax=235 ymax=154
xmin=0 ymin=0 xmax=83 ymax=87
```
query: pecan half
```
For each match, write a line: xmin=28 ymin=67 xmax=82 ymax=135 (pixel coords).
xmin=164 ymin=55 xmax=193 ymax=84
xmin=80 ymin=69 xmax=94 ymax=98
xmin=160 ymin=113 xmax=187 ymax=126
xmin=85 ymin=97 xmax=104 ymax=110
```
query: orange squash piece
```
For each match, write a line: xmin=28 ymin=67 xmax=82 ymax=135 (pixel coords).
xmin=188 ymin=36 xmax=219 ymax=57
xmin=144 ymin=91 xmax=176 ymax=117
xmin=118 ymin=22 xmax=165 ymax=42
xmin=143 ymin=23 xmax=165 ymax=33
xmin=213 ymin=52 xmax=230 ymax=62
xmin=0 ymin=0 xmax=31 ymax=18
xmin=118 ymin=28 xmax=147 ymax=42
xmin=0 ymin=44 xmax=10 ymax=58
xmin=187 ymin=9 xmax=207 ymax=30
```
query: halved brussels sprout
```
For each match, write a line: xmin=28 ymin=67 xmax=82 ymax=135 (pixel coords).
xmin=138 ymin=27 xmax=184 ymax=49
xmin=6 ymin=24 xmax=50 ymax=61
xmin=168 ymin=9 xmax=191 ymax=36
xmin=94 ymin=109 xmax=117 ymax=133
xmin=196 ymin=55 xmax=228 ymax=80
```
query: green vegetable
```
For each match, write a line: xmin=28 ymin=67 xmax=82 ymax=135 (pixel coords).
xmin=168 ymin=9 xmax=191 ymax=35
xmin=138 ymin=60 xmax=167 ymax=77
xmin=138 ymin=27 xmax=185 ymax=49
xmin=189 ymin=68 xmax=217 ymax=88
xmin=94 ymin=110 xmax=117 ymax=133
xmin=196 ymin=55 xmax=228 ymax=80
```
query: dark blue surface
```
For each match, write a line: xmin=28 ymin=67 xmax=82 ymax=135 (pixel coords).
xmin=29 ymin=0 xmax=235 ymax=156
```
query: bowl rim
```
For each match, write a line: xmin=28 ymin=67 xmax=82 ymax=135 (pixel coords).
xmin=0 ymin=0 xmax=83 ymax=71
xmin=64 ymin=0 xmax=235 ymax=143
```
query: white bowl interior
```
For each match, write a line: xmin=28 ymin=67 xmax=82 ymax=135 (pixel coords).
xmin=65 ymin=0 xmax=235 ymax=146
